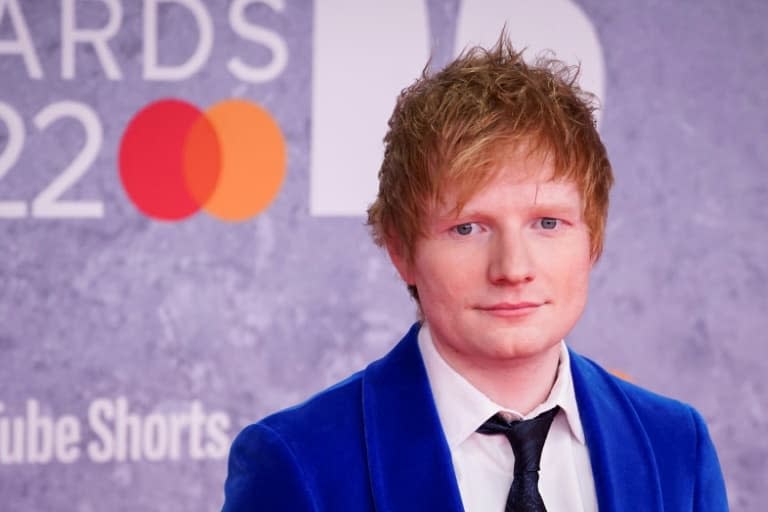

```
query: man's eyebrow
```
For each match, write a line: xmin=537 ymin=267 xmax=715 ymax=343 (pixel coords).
xmin=528 ymin=201 xmax=582 ymax=212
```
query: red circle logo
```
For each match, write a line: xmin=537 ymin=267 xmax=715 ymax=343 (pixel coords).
xmin=119 ymin=98 xmax=286 ymax=221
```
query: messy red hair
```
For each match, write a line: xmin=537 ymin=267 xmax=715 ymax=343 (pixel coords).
xmin=368 ymin=34 xmax=613 ymax=270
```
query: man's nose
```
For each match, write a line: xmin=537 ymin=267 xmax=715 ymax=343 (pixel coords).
xmin=487 ymin=231 xmax=535 ymax=285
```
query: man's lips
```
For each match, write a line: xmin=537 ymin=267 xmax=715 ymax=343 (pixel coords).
xmin=476 ymin=302 xmax=544 ymax=316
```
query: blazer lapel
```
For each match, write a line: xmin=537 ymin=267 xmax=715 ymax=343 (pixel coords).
xmin=362 ymin=323 xmax=465 ymax=512
xmin=570 ymin=350 xmax=664 ymax=512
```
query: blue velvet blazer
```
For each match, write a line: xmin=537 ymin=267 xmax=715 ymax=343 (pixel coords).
xmin=222 ymin=323 xmax=728 ymax=511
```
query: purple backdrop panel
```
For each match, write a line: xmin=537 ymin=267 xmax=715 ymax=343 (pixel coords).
xmin=0 ymin=0 xmax=765 ymax=510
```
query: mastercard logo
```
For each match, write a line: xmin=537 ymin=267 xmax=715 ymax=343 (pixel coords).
xmin=119 ymin=98 xmax=286 ymax=221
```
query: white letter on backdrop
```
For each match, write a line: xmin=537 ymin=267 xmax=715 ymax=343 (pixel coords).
xmin=228 ymin=0 xmax=288 ymax=83
xmin=0 ymin=0 xmax=43 ymax=79
xmin=143 ymin=0 xmax=213 ymax=81
xmin=62 ymin=0 xmax=123 ymax=80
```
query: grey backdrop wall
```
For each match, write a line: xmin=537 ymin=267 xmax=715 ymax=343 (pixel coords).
xmin=1 ymin=0 xmax=766 ymax=510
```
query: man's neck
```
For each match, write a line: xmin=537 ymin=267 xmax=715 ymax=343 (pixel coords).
xmin=431 ymin=339 xmax=562 ymax=415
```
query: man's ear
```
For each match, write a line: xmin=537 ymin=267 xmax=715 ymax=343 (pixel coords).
xmin=385 ymin=238 xmax=414 ymax=285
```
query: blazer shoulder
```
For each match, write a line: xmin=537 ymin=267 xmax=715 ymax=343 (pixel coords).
xmin=570 ymin=349 xmax=696 ymax=424
xmin=223 ymin=370 xmax=373 ymax=511
xmin=570 ymin=349 xmax=728 ymax=510
xmin=223 ymin=421 xmax=319 ymax=511
xmin=261 ymin=369 xmax=366 ymax=436
xmin=260 ymin=322 xmax=423 ymax=441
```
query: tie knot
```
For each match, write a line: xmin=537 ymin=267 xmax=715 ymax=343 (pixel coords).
xmin=477 ymin=406 xmax=559 ymax=475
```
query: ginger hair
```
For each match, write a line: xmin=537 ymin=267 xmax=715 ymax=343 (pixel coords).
xmin=367 ymin=34 xmax=614 ymax=298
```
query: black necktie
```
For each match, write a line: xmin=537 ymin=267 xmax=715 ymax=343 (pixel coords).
xmin=477 ymin=406 xmax=560 ymax=512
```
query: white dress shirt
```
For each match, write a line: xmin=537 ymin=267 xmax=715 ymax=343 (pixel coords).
xmin=418 ymin=324 xmax=598 ymax=512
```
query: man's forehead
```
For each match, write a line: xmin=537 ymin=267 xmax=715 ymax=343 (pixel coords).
xmin=433 ymin=172 xmax=582 ymax=215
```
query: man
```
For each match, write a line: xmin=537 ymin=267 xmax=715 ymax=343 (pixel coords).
xmin=222 ymin=36 xmax=728 ymax=511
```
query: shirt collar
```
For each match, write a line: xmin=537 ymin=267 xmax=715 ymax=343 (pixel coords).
xmin=418 ymin=323 xmax=586 ymax=449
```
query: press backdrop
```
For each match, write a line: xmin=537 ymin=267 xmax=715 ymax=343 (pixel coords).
xmin=1 ymin=0 xmax=766 ymax=510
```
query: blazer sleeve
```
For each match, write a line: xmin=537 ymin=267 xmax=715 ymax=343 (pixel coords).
xmin=222 ymin=423 xmax=318 ymax=512
xmin=691 ymin=408 xmax=729 ymax=511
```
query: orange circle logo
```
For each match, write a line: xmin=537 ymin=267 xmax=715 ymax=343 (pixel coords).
xmin=118 ymin=98 xmax=286 ymax=221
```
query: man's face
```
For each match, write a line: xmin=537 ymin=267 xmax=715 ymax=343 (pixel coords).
xmin=390 ymin=156 xmax=593 ymax=373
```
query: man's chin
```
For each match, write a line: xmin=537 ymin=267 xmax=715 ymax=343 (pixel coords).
xmin=480 ymin=334 xmax=561 ymax=362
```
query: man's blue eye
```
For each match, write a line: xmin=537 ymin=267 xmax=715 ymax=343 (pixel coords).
xmin=455 ymin=223 xmax=474 ymax=235
xmin=540 ymin=218 xmax=558 ymax=229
